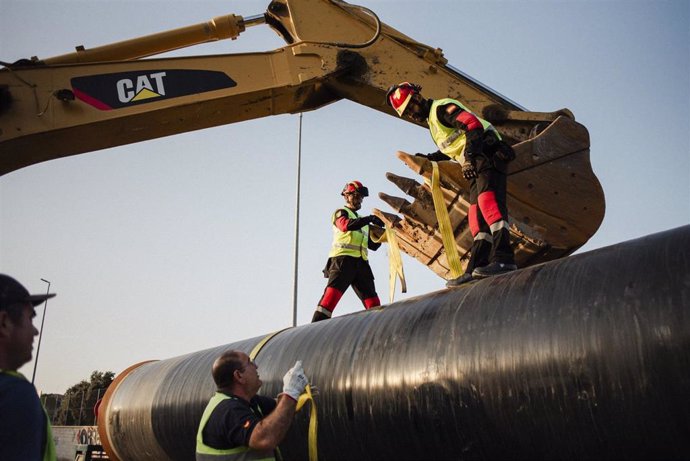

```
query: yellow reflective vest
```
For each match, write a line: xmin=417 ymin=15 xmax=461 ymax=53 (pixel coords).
xmin=328 ymin=207 xmax=369 ymax=261
xmin=196 ymin=392 xmax=275 ymax=461
xmin=428 ymin=97 xmax=499 ymax=163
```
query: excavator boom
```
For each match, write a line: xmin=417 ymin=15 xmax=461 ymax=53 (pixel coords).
xmin=0 ymin=0 xmax=605 ymax=278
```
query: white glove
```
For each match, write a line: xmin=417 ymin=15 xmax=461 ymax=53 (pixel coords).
xmin=282 ymin=360 xmax=309 ymax=401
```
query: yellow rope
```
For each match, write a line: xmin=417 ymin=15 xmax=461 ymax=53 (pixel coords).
xmin=296 ymin=384 xmax=318 ymax=461
xmin=431 ymin=161 xmax=463 ymax=278
xmin=385 ymin=226 xmax=406 ymax=302
xmin=371 ymin=226 xmax=406 ymax=302
xmin=248 ymin=329 xmax=289 ymax=362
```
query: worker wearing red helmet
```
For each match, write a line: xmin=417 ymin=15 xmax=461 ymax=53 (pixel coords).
xmin=312 ymin=181 xmax=384 ymax=322
xmin=386 ymin=82 xmax=517 ymax=285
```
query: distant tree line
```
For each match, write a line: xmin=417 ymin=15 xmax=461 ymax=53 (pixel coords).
xmin=41 ymin=370 xmax=114 ymax=426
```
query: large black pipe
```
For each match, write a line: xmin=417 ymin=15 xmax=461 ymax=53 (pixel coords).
xmin=98 ymin=226 xmax=690 ymax=460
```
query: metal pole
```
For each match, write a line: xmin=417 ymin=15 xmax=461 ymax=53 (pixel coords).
xmin=31 ymin=278 xmax=51 ymax=384
xmin=292 ymin=113 xmax=303 ymax=327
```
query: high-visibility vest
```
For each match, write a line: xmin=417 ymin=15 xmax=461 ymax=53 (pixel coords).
xmin=428 ymin=98 xmax=499 ymax=162
xmin=328 ymin=207 xmax=369 ymax=260
xmin=0 ymin=370 xmax=57 ymax=461
xmin=195 ymin=392 xmax=275 ymax=461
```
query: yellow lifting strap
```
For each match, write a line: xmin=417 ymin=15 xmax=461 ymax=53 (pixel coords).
xmin=296 ymin=384 xmax=318 ymax=461
xmin=371 ymin=226 xmax=407 ymax=303
xmin=431 ymin=161 xmax=463 ymax=278
xmin=249 ymin=330 xmax=319 ymax=461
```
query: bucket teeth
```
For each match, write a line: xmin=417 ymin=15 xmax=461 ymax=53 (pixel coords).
xmin=385 ymin=172 xmax=420 ymax=196
xmin=378 ymin=192 xmax=409 ymax=213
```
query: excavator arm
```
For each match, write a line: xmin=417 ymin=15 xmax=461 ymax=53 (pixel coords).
xmin=0 ymin=0 xmax=605 ymax=279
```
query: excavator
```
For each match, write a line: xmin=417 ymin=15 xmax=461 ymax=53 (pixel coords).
xmin=0 ymin=0 xmax=605 ymax=281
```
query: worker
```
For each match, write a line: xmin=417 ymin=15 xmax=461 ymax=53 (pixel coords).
xmin=0 ymin=274 xmax=57 ymax=461
xmin=196 ymin=350 xmax=310 ymax=460
xmin=312 ymin=181 xmax=385 ymax=323
xmin=386 ymin=82 xmax=517 ymax=286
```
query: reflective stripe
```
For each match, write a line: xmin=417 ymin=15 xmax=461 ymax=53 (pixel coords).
xmin=316 ymin=305 xmax=333 ymax=317
xmin=474 ymin=232 xmax=493 ymax=242
xmin=490 ymin=220 xmax=509 ymax=233
xmin=332 ymin=243 xmax=364 ymax=251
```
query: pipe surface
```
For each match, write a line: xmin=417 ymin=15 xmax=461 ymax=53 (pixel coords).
xmin=98 ymin=226 xmax=690 ymax=460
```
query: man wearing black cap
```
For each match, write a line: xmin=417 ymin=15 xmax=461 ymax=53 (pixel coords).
xmin=0 ymin=274 xmax=57 ymax=461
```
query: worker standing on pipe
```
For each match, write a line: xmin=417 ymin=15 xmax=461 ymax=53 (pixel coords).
xmin=0 ymin=274 xmax=57 ymax=461
xmin=312 ymin=181 xmax=385 ymax=322
xmin=386 ymin=82 xmax=517 ymax=286
xmin=196 ymin=350 xmax=309 ymax=460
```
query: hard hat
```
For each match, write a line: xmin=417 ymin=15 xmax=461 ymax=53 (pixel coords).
xmin=342 ymin=180 xmax=369 ymax=197
xmin=386 ymin=82 xmax=422 ymax=117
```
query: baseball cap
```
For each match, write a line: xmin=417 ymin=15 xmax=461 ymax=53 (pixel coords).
xmin=0 ymin=274 xmax=56 ymax=310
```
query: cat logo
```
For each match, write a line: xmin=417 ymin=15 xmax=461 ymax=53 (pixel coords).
xmin=71 ymin=69 xmax=237 ymax=111
xmin=116 ymin=72 xmax=167 ymax=103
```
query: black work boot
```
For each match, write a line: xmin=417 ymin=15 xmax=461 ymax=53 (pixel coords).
xmin=311 ymin=311 xmax=331 ymax=323
xmin=472 ymin=262 xmax=517 ymax=279
xmin=446 ymin=273 xmax=474 ymax=287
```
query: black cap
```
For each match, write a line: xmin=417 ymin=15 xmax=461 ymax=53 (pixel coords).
xmin=0 ymin=274 xmax=56 ymax=310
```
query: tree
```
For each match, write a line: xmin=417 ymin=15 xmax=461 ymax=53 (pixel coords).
xmin=53 ymin=371 xmax=114 ymax=426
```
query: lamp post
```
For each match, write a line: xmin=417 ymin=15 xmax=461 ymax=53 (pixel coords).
xmin=31 ymin=278 xmax=51 ymax=384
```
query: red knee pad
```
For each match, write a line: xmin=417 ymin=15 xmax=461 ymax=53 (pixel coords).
xmin=468 ymin=204 xmax=480 ymax=236
xmin=319 ymin=287 xmax=343 ymax=311
xmin=455 ymin=111 xmax=482 ymax=132
xmin=478 ymin=191 xmax=503 ymax=225
xmin=363 ymin=296 xmax=380 ymax=309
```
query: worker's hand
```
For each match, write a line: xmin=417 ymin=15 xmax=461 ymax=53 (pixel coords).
xmin=368 ymin=215 xmax=385 ymax=228
xmin=282 ymin=360 xmax=309 ymax=401
xmin=462 ymin=161 xmax=478 ymax=180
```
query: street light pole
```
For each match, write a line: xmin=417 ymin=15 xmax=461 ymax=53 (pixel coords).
xmin=31 ymin=278 xmax=51 ymax=385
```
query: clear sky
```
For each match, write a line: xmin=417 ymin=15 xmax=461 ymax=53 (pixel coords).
xmin=1 ymin=0 xmax=688 ymax=394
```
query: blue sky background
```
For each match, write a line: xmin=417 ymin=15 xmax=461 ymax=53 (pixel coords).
xmin=1 ymin=0 xmax=688 ymax=394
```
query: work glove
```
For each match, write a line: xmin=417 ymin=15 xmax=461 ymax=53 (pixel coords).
xmin=462 ymin=161 xmax=478 ymax=180
xmin=367 ymin=215 xmax=385 ymax=227
xmin=282 ymin=360 xmax=309 ymax=401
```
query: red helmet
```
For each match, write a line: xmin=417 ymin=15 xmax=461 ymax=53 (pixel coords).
xmin=341 ymin=180 xmax=369 ymax=197
xmin=386 ymin=82 xmax=422 ymax=117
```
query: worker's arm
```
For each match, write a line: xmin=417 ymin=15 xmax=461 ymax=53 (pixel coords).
xmin=248 ymin=361 xmax=308 ymax=452
xmin=247 ymin=395 xmax=297 ymax=452
xmin=438 ymin=103 xmax=484 ymax=159
xmin=334 ymin=210 xmax=383 ymax=232
xmin=415 ymin=151 xmax=452 ymax=161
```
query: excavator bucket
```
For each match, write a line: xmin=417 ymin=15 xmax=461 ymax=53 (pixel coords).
xmin=374 ymin=116 xmax=605 ymax=280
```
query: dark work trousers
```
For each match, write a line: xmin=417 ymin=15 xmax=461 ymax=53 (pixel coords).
xmin=320 ymin=256 xmax=378 ymax=307
xmin=466 ymin=155 xmax=515 ymax=271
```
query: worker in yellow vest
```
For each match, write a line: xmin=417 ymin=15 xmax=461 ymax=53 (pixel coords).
xmin=0 ymin=274 xmax=57 ymax=461
xmin=196 ymin=350 xmax=309 ymax=461
xmin=312 ymin=181 xmax=384 ymax=322
xmin=386 ymin=82 xmax=517 ymax=286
